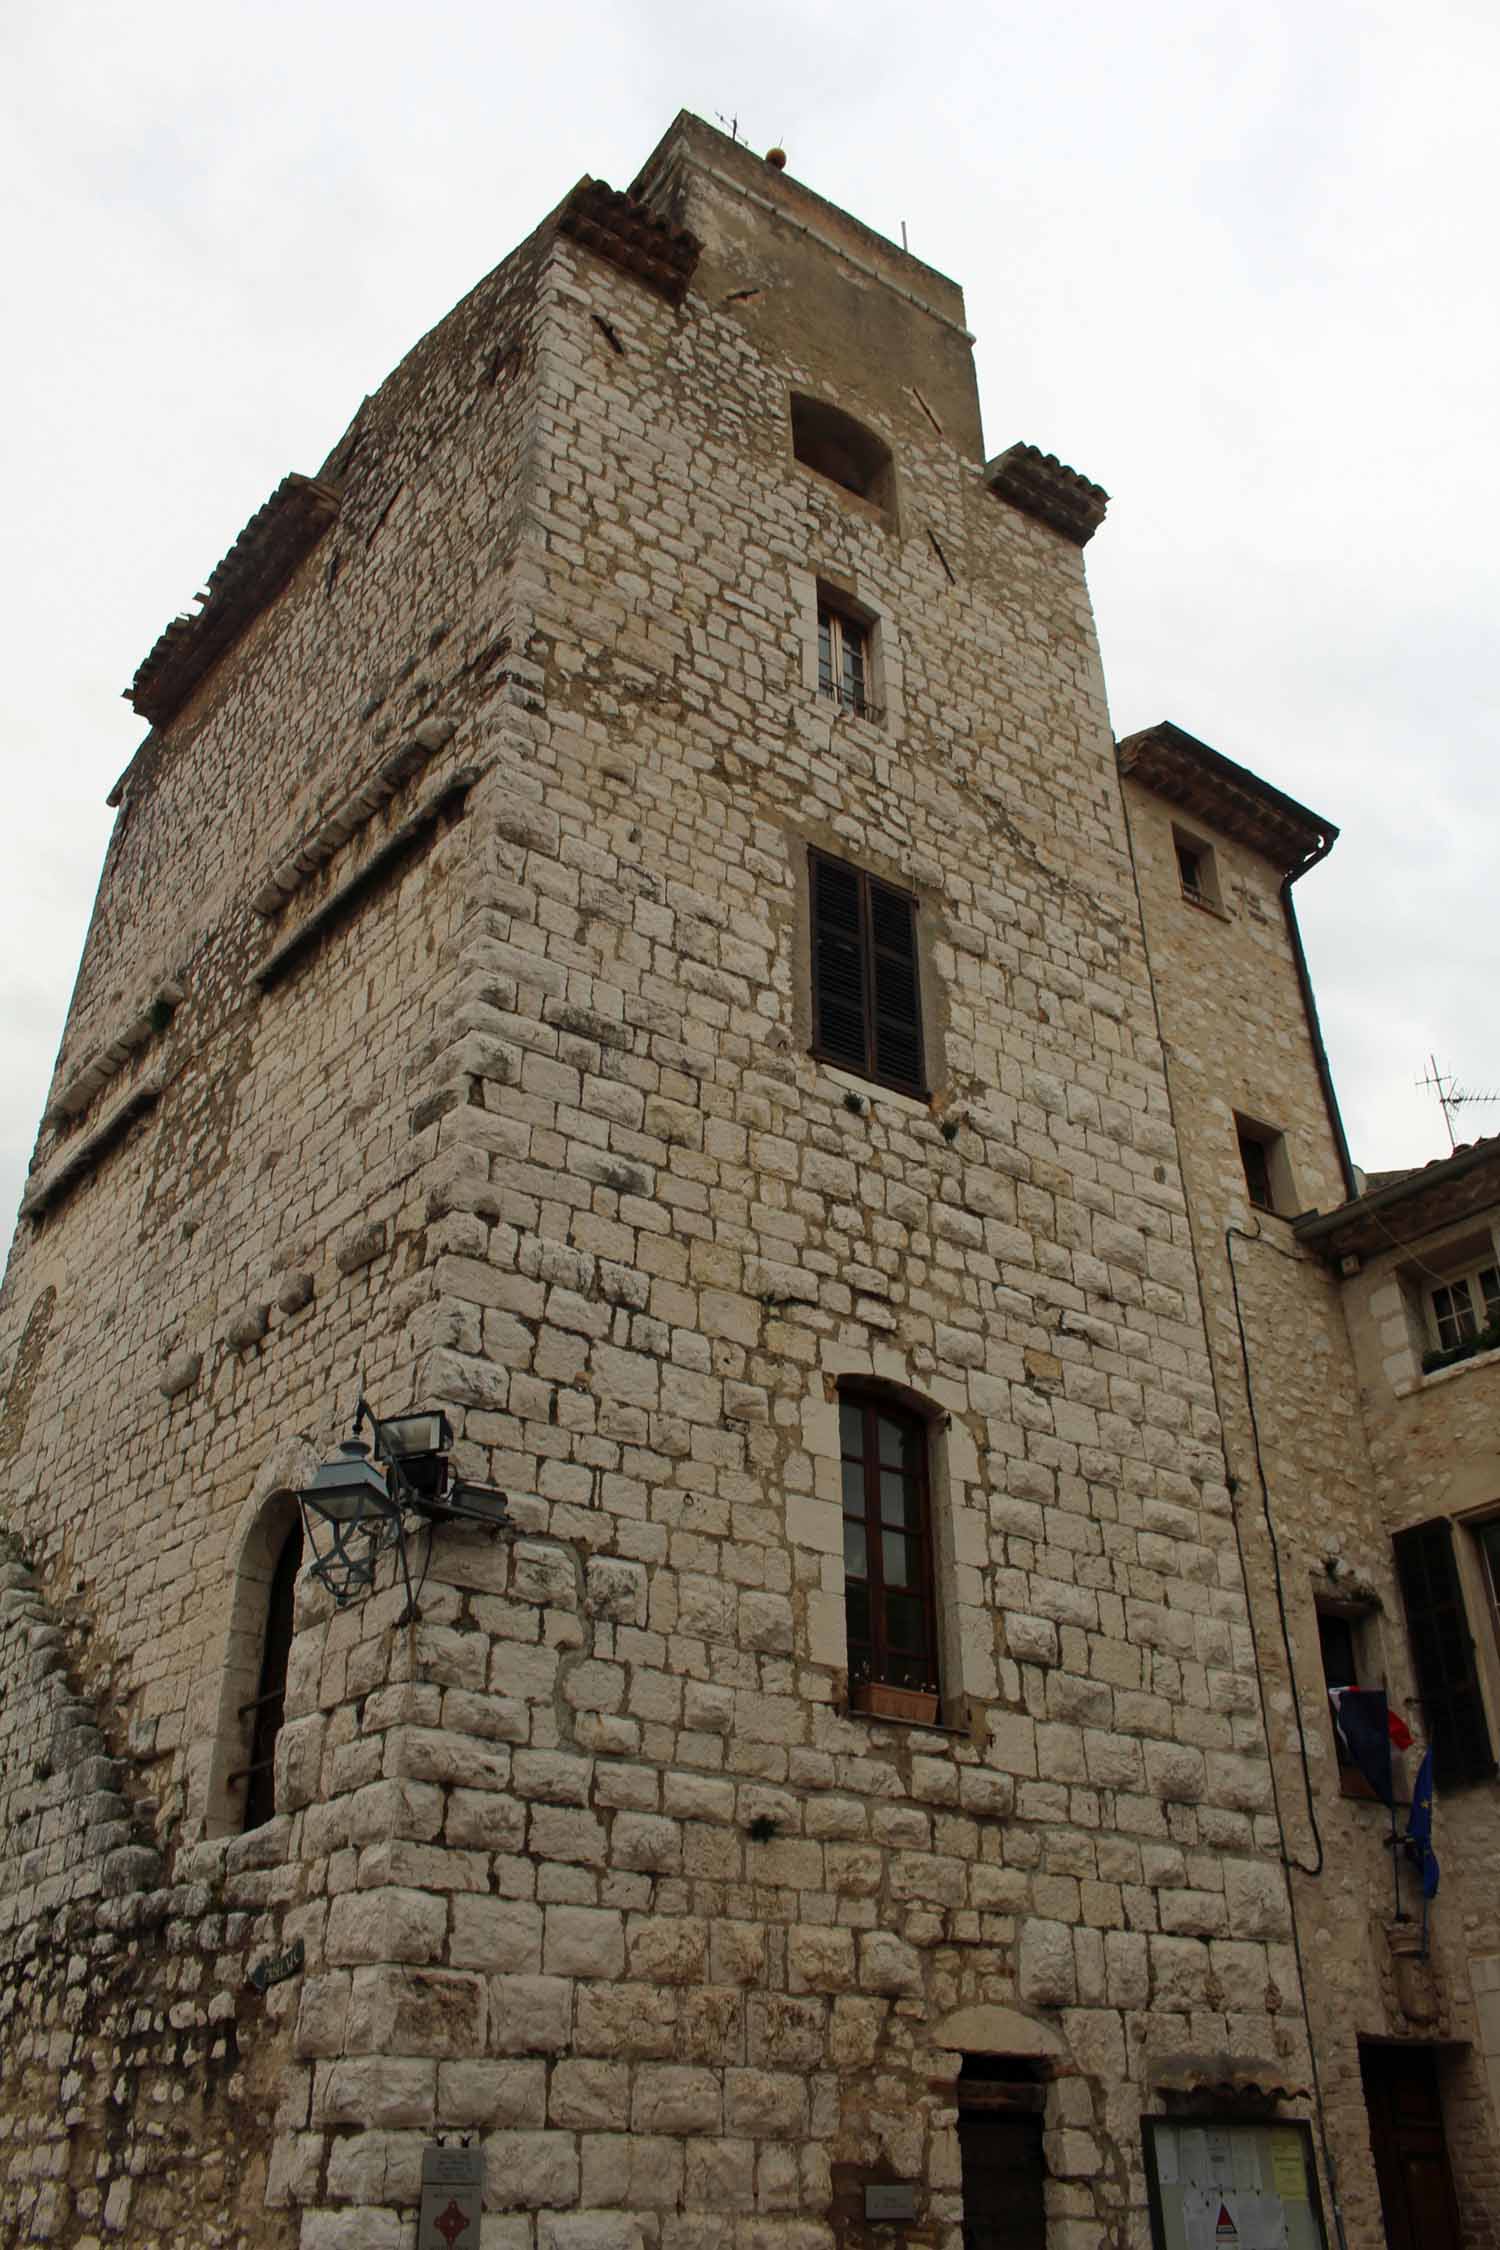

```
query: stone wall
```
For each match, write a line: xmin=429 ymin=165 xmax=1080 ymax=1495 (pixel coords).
xmin=0 ymin=1542 xmax=298 ymax=2246
xmin=0 ymin=113 xmax=1334 ymax=2250
xmin=1123 ymin=771 xmax=1500 ymax=2248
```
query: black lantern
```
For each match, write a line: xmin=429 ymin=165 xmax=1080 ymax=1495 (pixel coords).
xmin=297 ymin=1437 xmax=402 ymax=1605
xmin=296 ymin=1398 xmax=511 ymax=1612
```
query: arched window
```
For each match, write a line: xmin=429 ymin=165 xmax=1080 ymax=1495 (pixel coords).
xmin=790 ymin=394 xmax=895 ymax=513
xmin=840 ymin=1389 xmax=939 ymax=1702
xmin=235 ymin=1517 xmax=302 ymax=1831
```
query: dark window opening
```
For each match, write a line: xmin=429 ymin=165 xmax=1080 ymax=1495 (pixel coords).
xmin=238 ymin=1520 xmax=302 ymax=1831
xmin=840 ymin=1391 xmax=938 ymax=1695
xmin=790 ymin=394 xmax=894 ymax=511
xmin=1235 ymin=1115 xmax=1293 ymax=1215
xmin=1318 ymin=1608 xmax=1359 ymax=1693
xmin=1240 ymin=1129 xmax=1273 ymax=1210
xmin=818 ymin=603 xmax=873 ymax=717
xmin=1317 ymin=1605 xmax=1381 ymax=1795
xmin=810 ymin=850 xmax=925 ymax=1097
xmin=1172 ymin=825 xmax=1223 ymax=910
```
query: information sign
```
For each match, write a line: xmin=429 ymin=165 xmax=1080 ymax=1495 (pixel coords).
xmin=1144 ymin=2118 xmax=1327 ymax=2250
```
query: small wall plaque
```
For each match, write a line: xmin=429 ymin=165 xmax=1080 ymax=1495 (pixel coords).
xmin=247 ymin=1936 xmax=304 ymax=1992
xmin=865 ymin=2185 xmax=918 ymax=2222
xmin=419 ymin=2144 xmax=483 ymax=2249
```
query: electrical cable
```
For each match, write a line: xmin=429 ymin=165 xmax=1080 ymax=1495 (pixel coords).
xmin=1224 ymin=1223 xmax=1324 ymax=1877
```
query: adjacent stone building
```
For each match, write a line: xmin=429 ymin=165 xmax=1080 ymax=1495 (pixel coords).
xmin=0 ymin=110 xmax=1495 ymax=2250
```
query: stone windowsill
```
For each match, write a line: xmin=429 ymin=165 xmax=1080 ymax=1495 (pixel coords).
xmin=1179 ymin=886 xmax=1233 ymax=923
xmin=819 ymin=1061 xmax=930 ymax=1120
xmin=1393 ymin=1338 xmax=1500 ymax=1399
xmin=843 ymin=1706 xmax=969 ymax=1741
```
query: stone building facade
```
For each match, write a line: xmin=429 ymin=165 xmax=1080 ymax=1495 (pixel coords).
xmin=0 ymin=110 xmax=1495 ymax=2250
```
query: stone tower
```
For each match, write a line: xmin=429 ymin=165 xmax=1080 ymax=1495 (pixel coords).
xmin=0 ymin=113 xmax=1332 ymax=2250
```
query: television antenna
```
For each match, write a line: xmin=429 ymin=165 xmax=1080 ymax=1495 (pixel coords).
xmin=1416 ymin=1055 xmax=1500 ymax=1152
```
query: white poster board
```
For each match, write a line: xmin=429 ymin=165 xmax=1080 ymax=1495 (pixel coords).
xmin=1145 ymin=2120 xmax=1326 ymax=2250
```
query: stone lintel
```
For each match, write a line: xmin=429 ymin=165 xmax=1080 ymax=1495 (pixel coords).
xmin=986 ymin=442 xmax=1108 ymax=546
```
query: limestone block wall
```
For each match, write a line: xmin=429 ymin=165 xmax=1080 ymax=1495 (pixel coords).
xmin=295 ymin=150 xmax=1321 ymax=2249
xmin=0 ymin=113 xmax=1335 ymax=2250
xmin=0 ymin=217 xmax=554 ymax=1839
xmin=1123 ymin=773 xmax=1500 ymax=2244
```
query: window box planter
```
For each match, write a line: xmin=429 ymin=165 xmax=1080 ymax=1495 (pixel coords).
xmin=1422 ymin=1321 xmax=1500 ymax=1376
xmin=850 ymin=1680 xmax=940 ymax=1725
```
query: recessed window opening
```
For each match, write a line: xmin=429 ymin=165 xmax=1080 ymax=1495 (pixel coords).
xmin=818 ymin=602 xmax=873 ymax=718
xmin=235 ymin=1516 xmax=302 ymax=1831
xmin=790 ymin=393 xmax=894 ymax=512
xmin=810 ymin=850 xmax=926 ymax=1098
xmin=840 ymin=1389 xmax=939 ymax=1700
xmin=1235 ymin=1114 xmax=1294 ymax=1216
xmin=1316 ymin=1601 xmax=1385 ymax=1796
xmin=1172 ymin=826 xmax=1222 ymax=910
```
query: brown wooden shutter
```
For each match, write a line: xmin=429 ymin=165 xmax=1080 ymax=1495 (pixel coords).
xmin=869 ymin=877 xmax=924 ymax=1094
xmin=811 ymin=854 xmax=868 ymax=1072
xmin=1392 ymin=1518 xmax=1496 ymax=1788
xmin=811 ymin=852 xmax=925 ymax=1095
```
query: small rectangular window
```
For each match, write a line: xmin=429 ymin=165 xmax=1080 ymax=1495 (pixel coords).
xmin=1235 ymin=1114 xmax=1295 ymax=1215
xmin=810 ymin=851 xmax=925 ymax=1096
xmin=840 ymin=1391 xmax=938 ymax=1697
xmin=1172 ymin=825 xmax=1223 ymax=911
xmin=817 ymin=604 xmax=872 ymax=717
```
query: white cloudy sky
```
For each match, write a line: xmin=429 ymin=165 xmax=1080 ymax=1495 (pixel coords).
xmin=3 ymin=0 xmax=1497 ymax=1233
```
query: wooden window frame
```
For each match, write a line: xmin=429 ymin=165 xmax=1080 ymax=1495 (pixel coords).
xmin=1429 ymin=1261 xmax=1500 ymax=1352
xmin=817 ymin=602 xmax=875 ymax=719
xmin=809 ymin=849 xmax=926 ymax=1098
xmin=839 ymin=1389 xmax=940 ymax=1698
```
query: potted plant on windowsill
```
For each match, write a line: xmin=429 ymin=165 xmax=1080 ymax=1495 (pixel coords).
xmin=849 ymin=1670 xmax=940 ymax=1726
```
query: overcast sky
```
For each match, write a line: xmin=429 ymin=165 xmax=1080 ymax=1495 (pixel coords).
xmin=3 ymin=0 xmax=1497 ymax=1235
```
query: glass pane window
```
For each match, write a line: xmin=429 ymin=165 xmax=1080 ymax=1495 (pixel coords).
xmin=1480 ymin=1266 xmax=1500 ymax=1323
xmin=839 ymin=1391 xmax=938 ymax=1694
xmin=817 ymin=604 xmax=871 ymax=716
xmin=1432 ymin=1279 xmax=1478 ymax=1349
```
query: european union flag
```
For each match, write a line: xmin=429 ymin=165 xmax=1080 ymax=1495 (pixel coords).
xmin=1404 ymin=1748 xmax=1440 ymax=1898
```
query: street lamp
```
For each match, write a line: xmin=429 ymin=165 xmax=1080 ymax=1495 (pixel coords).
xmin=297 ymin=1398 xmax=511 ymax=1612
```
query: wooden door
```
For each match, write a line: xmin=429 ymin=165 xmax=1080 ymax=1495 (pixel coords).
xmin=957 ymin=2109 xmax=1046 ymax=2250
xmin=1360 ymin=2044 xmax=1462 ymax=2250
